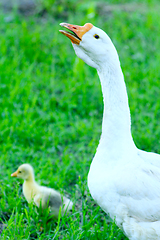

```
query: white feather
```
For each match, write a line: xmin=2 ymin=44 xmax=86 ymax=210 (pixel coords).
xmin=71 ymin=24 xmax=160 ymax=239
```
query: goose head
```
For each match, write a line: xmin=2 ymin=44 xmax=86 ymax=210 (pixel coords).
xmin=59 ymin=23 xmax=119 ymax=71
xmin=11 ymin=163 xmax=34 ymax=181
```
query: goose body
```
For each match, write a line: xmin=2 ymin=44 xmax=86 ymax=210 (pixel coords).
xmin=60 ymin=23 xmax=160 ymax=239
xmin=11 ymin=164 xmax=73 ymax=218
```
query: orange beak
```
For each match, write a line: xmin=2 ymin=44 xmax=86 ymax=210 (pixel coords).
xmin=59 ymin=23 xmax=93 ymax=45
xmin=11 ymin=170 xmax=18 ymax=177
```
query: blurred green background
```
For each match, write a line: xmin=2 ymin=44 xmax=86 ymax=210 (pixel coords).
xmin=0 ymin=0 xmax=160 ymax=239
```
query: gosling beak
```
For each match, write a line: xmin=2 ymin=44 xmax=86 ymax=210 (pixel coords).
xmin=11 ymin=170 xmax=18 ymax=177
xmin=59 ymin=22 xmax=93 ymax=45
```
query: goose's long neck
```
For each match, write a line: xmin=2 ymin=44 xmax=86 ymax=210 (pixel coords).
xmin=97 ymin=63 xmax=134 ymax=152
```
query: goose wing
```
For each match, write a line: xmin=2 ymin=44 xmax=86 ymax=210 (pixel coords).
xmin=116 ymin=153 xmax=160 ymax=221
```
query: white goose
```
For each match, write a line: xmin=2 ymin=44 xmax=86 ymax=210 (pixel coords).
xmin=60 ymin=23 xmax=160 ymax=240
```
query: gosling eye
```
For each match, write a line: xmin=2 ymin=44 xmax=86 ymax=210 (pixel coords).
xmin=94 ymin=34 xmax=100 ymax=39
xmin=19 ymin=170 xmax=22 ymax=173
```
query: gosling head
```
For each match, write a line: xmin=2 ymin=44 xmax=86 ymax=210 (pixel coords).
xmin=11 ymin=163 xmax=34 ymax=181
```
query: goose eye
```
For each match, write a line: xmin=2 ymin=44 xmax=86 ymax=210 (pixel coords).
xmin=94 ymin=34 xmax=100 ymax=39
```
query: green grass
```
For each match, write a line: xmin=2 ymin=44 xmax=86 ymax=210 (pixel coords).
xmin=0 ymin=0 xmax=160 ymax=239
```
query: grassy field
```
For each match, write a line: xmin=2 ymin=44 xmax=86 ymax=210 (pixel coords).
xmin=0 ymin=0 xmax=160 ymax=239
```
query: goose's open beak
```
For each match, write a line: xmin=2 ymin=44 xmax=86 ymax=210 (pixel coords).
xmin=59 ymin=23 xmax=93 ymax=45
xmin=11 ymin=170 xmax=18 ymax=177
